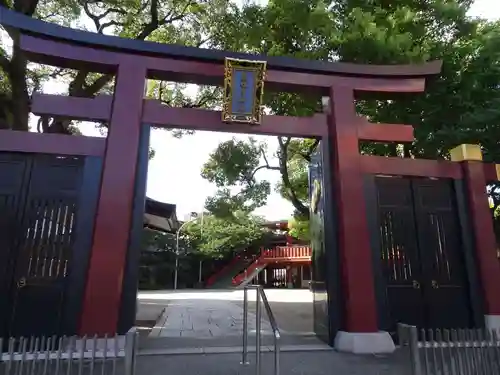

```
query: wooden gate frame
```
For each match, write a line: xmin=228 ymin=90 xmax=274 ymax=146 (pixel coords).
xmin=2 ymin=6 xmax=500 ymax=351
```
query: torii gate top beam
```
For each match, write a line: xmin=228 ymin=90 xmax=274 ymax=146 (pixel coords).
xmin=0 ymin=6 xmax=441 ymax=94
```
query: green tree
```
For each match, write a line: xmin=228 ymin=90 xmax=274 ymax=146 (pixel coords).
xmin=288 ymin=215 xmax=310 ymax=241
xmin=201 ymin=138 xmax=273 ymax=217
xmin=141 ymin=213 xmax=268 ymax=287
xmin=142 ymin=227 xmax=191 ymax=255
xmin=202 ymin=136 xmax=315 ymax=219
xmin=140 ymin=227 xmax=193 ymax=288
xmin=201 ymin=0 xmax=500 ymax=228
xmin=4 ymin=0 xmax=500 ymax=234
xmin=183 ymin=211 xmax=267 ymax=259
xmin=0 ymin=0 xmax=232 ymax=134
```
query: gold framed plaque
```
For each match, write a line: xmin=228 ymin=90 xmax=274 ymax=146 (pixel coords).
xmin=222 ymin=57 xmax=267 ymax=125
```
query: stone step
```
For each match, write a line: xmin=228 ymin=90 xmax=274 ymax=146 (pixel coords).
xmin=138 ymin=333 xmax=322 ymax=350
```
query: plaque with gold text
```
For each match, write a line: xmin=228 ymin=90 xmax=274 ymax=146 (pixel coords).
xmin=222 ymin=58 xmax=267 ymax=125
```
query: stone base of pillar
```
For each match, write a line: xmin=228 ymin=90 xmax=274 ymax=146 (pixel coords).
xmin=485 ymin=314 xmax=500 ymax=330
xmin=334 ymin=331 xmax=395 ymax=354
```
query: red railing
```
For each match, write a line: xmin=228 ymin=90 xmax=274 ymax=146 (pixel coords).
xmin=231 ymin=246 xmax=312 ymax=286
xmin=261 ymin=246 xmax=312 ymax=260
xmin=231 ymin=258 xmax=265 ymax=286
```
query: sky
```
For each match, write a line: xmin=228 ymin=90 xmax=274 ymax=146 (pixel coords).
xmin=13 ymin=0 xmax=500 ymax=221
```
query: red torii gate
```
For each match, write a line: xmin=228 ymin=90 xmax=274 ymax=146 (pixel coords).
xmin=1 ymin=6 xmax=499 ymax=354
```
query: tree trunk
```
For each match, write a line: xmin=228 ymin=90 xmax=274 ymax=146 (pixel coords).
xmin=277 ymin=137 xmax=309 ymax=219
xmin=8 ymin=37 xmax=30 ymax=132
xmin=0 ymin=93 xmax=13 ymax=129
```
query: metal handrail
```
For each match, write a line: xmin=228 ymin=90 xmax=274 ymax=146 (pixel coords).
xmin=258 ymin=288 xmax=280 ymax=340
xmin=241 ymin=285 xmax=280 ymax=375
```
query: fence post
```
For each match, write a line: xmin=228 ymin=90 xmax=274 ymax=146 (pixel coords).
xmin=274 ymin=333 xmax=280 ymax=375
xmin=409 ymin=326 xmax=422 ymax=375
xmin=397 ymin=323 xmax=408 ymax=345
xmin=241 ymin=286 xmax=249 ymax=365
xmin=256 ymin=287 xmax=262 ymax=375
xmin=124 ymin=328 xmax=137 ymax=375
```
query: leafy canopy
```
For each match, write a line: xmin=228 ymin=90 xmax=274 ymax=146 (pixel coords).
xmin=0 ymin=0 xmax=232 ymax=135
xmin=201 ymin=138 xmax=272 ymax=217
xmin=201 ymin=0 xmax=500 ymax=235
xmin=3 ymin=1 xmax=500 ymax=239
xmin=183 ymin=212 xmax=267 ymax=259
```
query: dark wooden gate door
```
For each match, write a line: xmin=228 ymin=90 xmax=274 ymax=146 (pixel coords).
xmin=0 ymin=154 xmax=32 ymax=340
xmin=376 ymin=177 xmax=426 ymax=330
xmin=0 ymin=153 xmax=97 ymax=339
xmin=412 ymin=179 xmax=472 ymax=330
xmin=375 ymin=176 xmax=472 ymax=333
xmin=9 ymin=155 xmax=84 ymax=338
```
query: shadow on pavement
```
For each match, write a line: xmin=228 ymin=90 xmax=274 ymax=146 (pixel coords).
xmin=236 ymin=300 xmax=314 ymax=334
xmin=139 ymin=332 xmax=325 ymax=351
xmin=134 ymin=290 xmax=413 ymax=375
xmin=136 ymin=350 xmax=412 ymax=375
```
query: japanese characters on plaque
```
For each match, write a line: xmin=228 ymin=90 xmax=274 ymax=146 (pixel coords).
xmin=222 ymin=57 xmax=267 ymax=125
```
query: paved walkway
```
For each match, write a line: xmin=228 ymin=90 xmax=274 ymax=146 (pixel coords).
xmin=233 ymin=289 xmax=314 ymax=334
xmin=139 ymin=289 xmax=313 ymax=338
xmin=149 ymin=296 xmax=273 ymax=338
xmin=134 ymin=290 xmax=413 ymax=374
xmin=135 ymin=350 xmax=411 ymax=375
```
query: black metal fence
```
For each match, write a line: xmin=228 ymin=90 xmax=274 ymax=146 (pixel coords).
xmin=398 ymin=323 xmax=500 ymax=375
xmin=0 ymin=328 xmax=138 ymax=375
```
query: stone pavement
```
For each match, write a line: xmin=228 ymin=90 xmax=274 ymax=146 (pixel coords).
xmin=139 ymin=333 xmax=331 ymax=354
xmin=136 ymin=350 xmax=412 ymax=375
xmin=141 ymin=289 xmax=315 ymax=338
xmin=135 ymin=299 xmax=166 ymax=323
xmin=145 ymin=290 xmax=274 ymax=338
xmin=232 ymin=289 xmax=314 ymax=334
xmin=135 ymin=289 xmax=413 ymax=375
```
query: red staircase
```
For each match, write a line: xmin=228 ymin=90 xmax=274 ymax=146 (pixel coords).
xmin=231 ymin=246 xmax=311 ymax=286
xmin=205 ymin=254 xmax=243 ymax=287
xmin=231 ymin=257 xmax=267 ymax=286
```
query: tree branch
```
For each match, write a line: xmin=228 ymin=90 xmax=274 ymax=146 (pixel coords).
xmin=278 ymin=137 xmax=309 ymax=217
xmin=150 ymin=0 xmax=159 ymax=26
xmin=260 ymin=147 xmax=273 ymax=167
xmin=70 ymin=0 xmax=196 ymax=100
xmin=247 ymin=147 xmax=280 ymax=182
xmin=82 ymin=73 xmax=113 ymax=96
xmin=250 ymin=164 xmax=280 ymax=179
xmin=14 ymin=0 xmax=40 ymax=16
xmin=38 ymin=12 xmax=58 ymax=21
xmin=184 ymin=88 xmax=218 ymax=108
xmin=196 ymin=37 xmax=211 ymax=48
xmin=300 ymin=139 xmax=320 ymax=161
xmin=47 ymin=0 xmax=197 ymax=134
xmin=135 ymin=0 xmax=160 ymax=40
xmin=0 ymin=53 xmax=11 ymax=74
xmin=49 ymin=68 xmax=71 ymax=79
xmin=95 ymin=7 xmax=128 ymax=20
xmin=37 ymin=116 xmax=50 ymax=133
xmin=99 ymin=20 xmax=125 ymax=32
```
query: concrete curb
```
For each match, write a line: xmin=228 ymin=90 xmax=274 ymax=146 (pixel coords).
xmin=138 ymin=344 xmax=333 ymax=356
xmin=148 ymin=307 xmax=168 ymax=338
